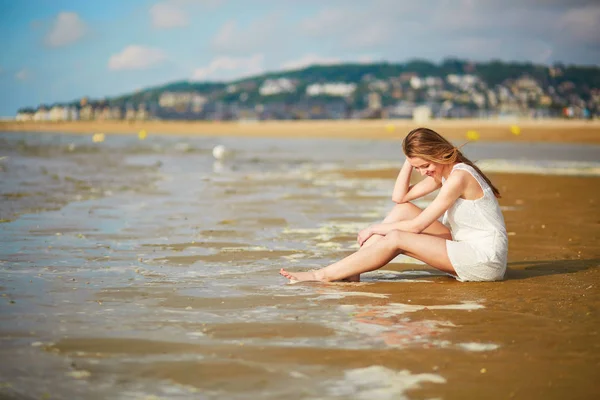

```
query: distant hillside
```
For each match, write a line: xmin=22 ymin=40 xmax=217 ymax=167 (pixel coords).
xmin=19 ymin=58 xmax=600 ymax=121
xmin=102 ymin=58 xmax=599 ymax=107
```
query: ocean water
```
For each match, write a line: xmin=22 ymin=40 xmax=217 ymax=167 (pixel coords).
xmin=0 ymin=131 xmax=599 ymax=399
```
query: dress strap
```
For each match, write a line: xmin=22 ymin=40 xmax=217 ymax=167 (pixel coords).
xmin=451 ymin=163 xmax=492 ymax=192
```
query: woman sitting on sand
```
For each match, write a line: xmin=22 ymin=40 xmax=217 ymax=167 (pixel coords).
xmin=280 ymin=127 xmax=508 ymax=282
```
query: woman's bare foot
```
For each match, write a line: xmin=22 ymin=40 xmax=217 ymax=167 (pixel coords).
xmin=279 ymin=268 xmax=321 ymax=282
xmin=343 ymin=274 xmax=361 ymax=282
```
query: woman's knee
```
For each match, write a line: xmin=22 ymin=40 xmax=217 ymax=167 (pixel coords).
xmin=394 ymin=202 xmax=417 ymax=213
xmin=360 ymin=233 xmax=383 ymax=250
xmin=385 ymin=202 xmax=421 ymax=223
xmin=382 ymin=229 xmax=406 ymax=250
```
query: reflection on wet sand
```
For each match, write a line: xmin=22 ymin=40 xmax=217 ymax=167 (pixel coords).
xmin=345 ymin=301 xmax=486 ymax=349
xmin=153 ymin=249 xmax=300 ymax=266
xmin=1 ymin=133 xmax=599 ymax=399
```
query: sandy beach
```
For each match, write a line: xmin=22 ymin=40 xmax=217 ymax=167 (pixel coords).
xmin=2 ymin=118 xmax=600 ymax=143
xmin=0 ymin=131 xmax=599 ymax=399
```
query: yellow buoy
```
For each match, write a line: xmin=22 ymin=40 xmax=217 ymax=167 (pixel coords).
xmin=466 ymin=130 xmax=480 ymax=141
xmin=138 ymin=129 xmax=147 ymax=140
xmin=92 ymin=133 xmax=105 ymax=143
xmin=385 ymin=123 xmax=395 ymax=133
xmin=510 ymin=125 xmax=521 ymax=135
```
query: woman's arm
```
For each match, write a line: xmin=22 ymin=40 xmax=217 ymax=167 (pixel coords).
xmin=392 ymin=160 xmax=441 ymax=203
xmin=391 ymin=160 xmax=413 ymax=202
xmin=372 ymin=172 xmax=465 ymax=236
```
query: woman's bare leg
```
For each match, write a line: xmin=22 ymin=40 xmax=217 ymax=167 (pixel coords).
xmin=280 ymin=229 xmax=454 ymax=282
xmin=344 ymin=202 xmax=451 ymax=281
xmin=363 ymin=202 xmax=451 ymax=246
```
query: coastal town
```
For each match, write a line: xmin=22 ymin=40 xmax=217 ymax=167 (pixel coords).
xmin=14 ymin=61 xmax=599 ymax=123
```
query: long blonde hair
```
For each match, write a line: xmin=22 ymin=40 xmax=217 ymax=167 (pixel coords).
xmin=402 ymin=127 xmax=501 ymax=198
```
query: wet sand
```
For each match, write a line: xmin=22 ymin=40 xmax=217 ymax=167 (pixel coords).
xmin=0 ymin=133 xmax=599 ymax=399
xmin=2 ymin=118 xmax=600 ymax=143
xmin=31 ymin=172 xmax=600 ymax=399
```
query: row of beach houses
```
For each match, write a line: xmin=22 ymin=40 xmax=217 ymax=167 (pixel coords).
xmin=16 ymin=104 xmax=150 ymax=122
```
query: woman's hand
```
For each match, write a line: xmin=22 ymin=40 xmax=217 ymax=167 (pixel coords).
xmin=357 ymin=227 xmax=374 ymax=247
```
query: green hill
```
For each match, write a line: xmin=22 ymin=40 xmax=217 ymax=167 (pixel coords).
xmin=105 ymin=58 xmax=599 ymax=107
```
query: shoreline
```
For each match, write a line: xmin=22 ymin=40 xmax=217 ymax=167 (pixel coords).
xmin=1 ymin=119 xmax=600 ymax=143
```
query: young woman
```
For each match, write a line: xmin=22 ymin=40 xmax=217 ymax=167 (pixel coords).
xmin=280 ymin=127 xmax=508 ymax=282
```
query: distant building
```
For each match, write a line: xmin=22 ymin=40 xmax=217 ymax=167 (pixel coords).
xmin=67 ymin=106 xmax=79 ymax=121
xmin=367 ymin=79 xmax=389 ymax=92
xmin=447 ymin=74 xmax=479 ymax=90
xmin=306 ymin=82 xmax=356 ymax=97
xmin=413 ymin=105 xmax=432 ymax=123
xmin=514 ymin=75 xmax=540 ymax=91
xmin=159 ymin=92 xmax=207 ymax=112
xmin=367 ymin=92 xmax=382 ymax=111
xmin=423 ymin=76 xmax=443 ymax=87
xmin=486 ymin=90 xmax=498 ymax=108
xmin=95 ymin=106 xmax=111 ymax=120
xmin=398 ymin=72 xmax=418 ymax=83
xmin=80 ymin=104 xmax=93 ymax=121
xmin=539 ymin=95 xmax=552 ymax=106
xmin=49 ymin=106 xmax=68 ymax=121
xmin=409 ymin=76 xmax=422 ymax=90
xmin=237 ymin=106 xmax=260 ymax=121
xmin=125 ymin=104 xmax=136 ymax=121
xmin=33 ymin=107 xmax=50 ymax=121
xmin=391 ymin=88 xmax=403 ymax=99
xmin=16 ymin=110 xmax=34 ymax=121
xmin=109 ymin=106 xmax=122 ymax=120
xmin=259 ymin=78 xmax=296 ymax=96
xmin=471 ymin=92 xmax=486 ymax=108
xmin=136 ymin=104 xmax=148 ymax=120
xmin=386 ymin=101 xmax=417 ymax=119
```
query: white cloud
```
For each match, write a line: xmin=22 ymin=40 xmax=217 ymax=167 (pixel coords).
xmin=191 ymin=54 xmax=264 ymax=81
xmin=281 ymin=54 xmax=341 ymax=70
xmin=357 ymin=55 xmax=377 ymax=64
xmin=177 ymin=0 xmax=223 ymax=6
xmin=149 ymin=0 xmax=224 ymax=29
xmin=558 ymin=5 xmax=600 ymax=43
xmin=212 ymin=20 xmax=236 ymax=48
xmin=108 ymin=45 xmax=167 ymax=71
xmin=211 ymin=15 xmax=282 ymax=54
xmin=280 ymin=54 xmax=379 ymax=71
xmin=299 ymin=8 xmax=350 ymax=37
xmin=45 ymin=12 xmax=87 ymax=48
xmin=297 ymin=6 xmax=400 ymax=51
xmin=294 ymin=1 xmax=600 ymax=64
xmin=15 ymin=69 xmax=29 ymax=81
xmin=349 ymin=24 xmax=391 ymax=49
xmin=150 ymin=2 xmax=188 ymax=29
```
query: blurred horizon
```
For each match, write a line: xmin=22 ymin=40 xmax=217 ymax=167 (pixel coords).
xmin=1 ymin=0 xmax=599 ymax=117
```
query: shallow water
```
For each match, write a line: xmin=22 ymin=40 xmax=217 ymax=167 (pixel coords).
xmin=1 ymin=132 xmax=599 ymax=399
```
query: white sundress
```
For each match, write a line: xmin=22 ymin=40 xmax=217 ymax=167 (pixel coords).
xmin=442 ymin=163 xmax=509 ymax=282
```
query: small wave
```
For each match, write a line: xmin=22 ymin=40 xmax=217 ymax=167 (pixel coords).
xmin=327 ymin=366 xmax=445 ymax=399
xmin=478 ymin=159 xmax=600 ymax=176
xmin=359 ymin=159 xmax=600 ymax=176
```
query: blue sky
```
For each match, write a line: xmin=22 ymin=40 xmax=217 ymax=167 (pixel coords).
xmin=1 ymin=0 xmax=599 ymax=116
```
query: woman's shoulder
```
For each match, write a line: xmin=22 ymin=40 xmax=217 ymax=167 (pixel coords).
xmin=446 ymin=168 xmax=471 ymax=183
xmin=445 ymin=166 xmax=480 ymax=191
xmin=441 ymin=169 xmax=470 ymax=194
xmin=450 ymin=163 xmax=481 ymax=181
xmin=451 ymin=162 xmax=471 ymax=171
